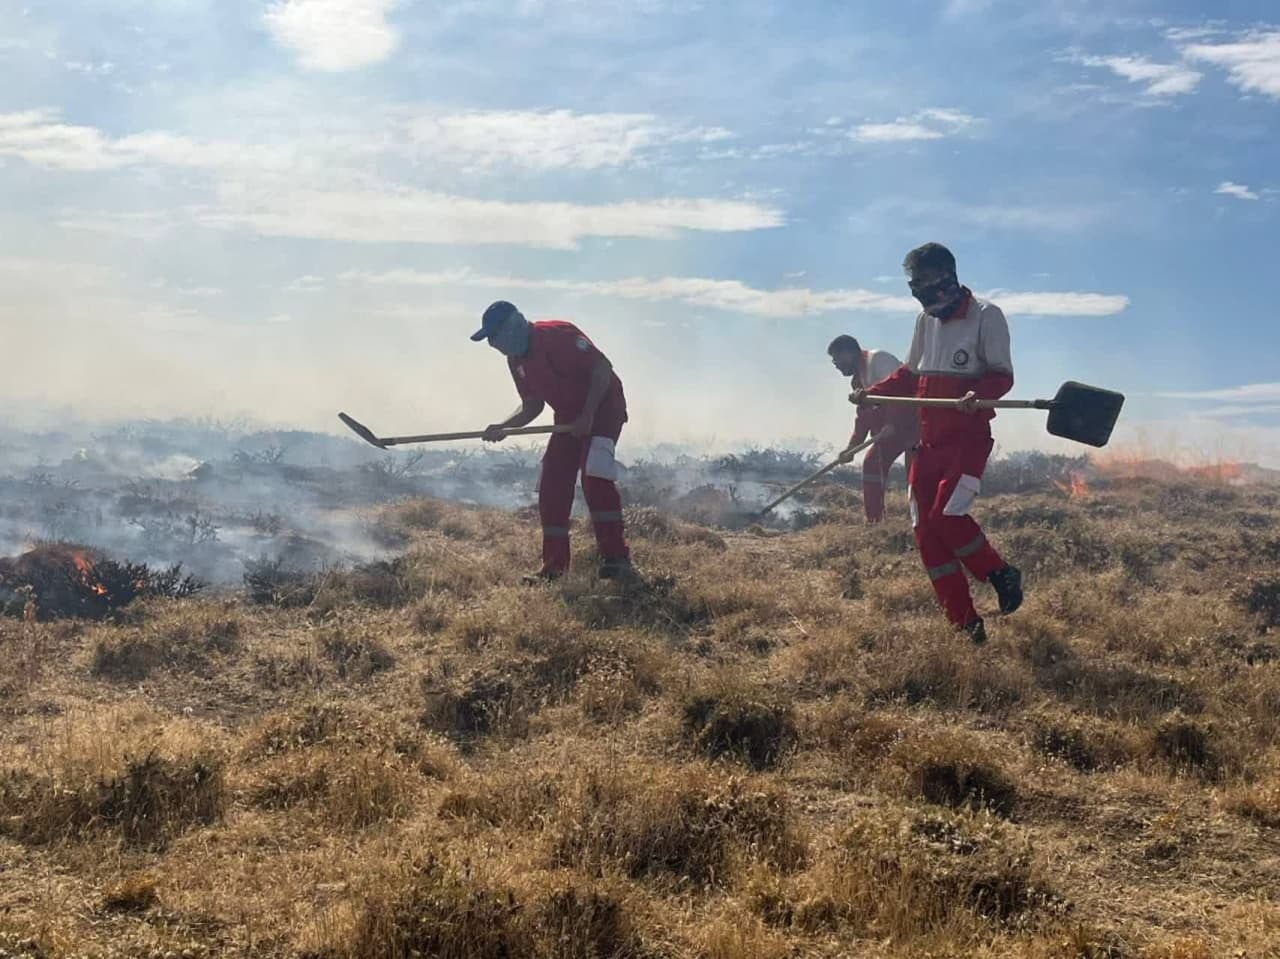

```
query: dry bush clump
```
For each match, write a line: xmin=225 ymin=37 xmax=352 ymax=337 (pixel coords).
xmin=1032 ymin=716 xmax=1141 ymax=773
xmin=866 ymin=637 xmax=1027 ymax=714
xmin=551 ymin=764 xmax=807 ymax=887
xmin=313 ymin=620 xmax=397 ymax=679
xmin=0 ymin=750 xmax=223 ymax=849
xmin=421 ymin=664 xmax=533 ymax=744
xmin=679 ymin=675 xmax=797 ymax=770
xmin=246 ymin=749 xmax=418 ymax=830
xmin=90 ymin=605 xmax=241 ymax=681
xmin=1222 ymin=777 xmax=1280 ymax=829
xmin=747 ymin=803 xmax=1052 ymax=943
xmin=101 ymin=874 xmax=160 ymax=914
xmin=1235 ymin=573 xmax=1280 ymax=630
xmin=624 ymin=505 xmax=727 ymax=550
xmin=328 ymin=856 xmax=645 ymax=959
xmin=886 ymin=731 xmax=1019 ymax=818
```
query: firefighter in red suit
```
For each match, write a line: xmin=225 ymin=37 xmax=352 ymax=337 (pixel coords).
xmin=852 ymin=244 xmax=1023 ymax=643
xmin=828 ymin=335 xmax=920 ymax=524
xmin=473 ymin=301 xmax=632 ymax=583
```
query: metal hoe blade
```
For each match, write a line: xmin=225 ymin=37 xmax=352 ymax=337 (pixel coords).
xmin=1045 ymin=382 xmax=1125 ymax=448
xmin=338 ymin=412 xmax=388 ymax=449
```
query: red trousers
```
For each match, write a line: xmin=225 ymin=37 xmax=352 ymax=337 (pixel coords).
xmin=909 ymin=435 xmax=1005 ymax=626
xmin=539 ymin=425 xmax=629 ymax=573
xmin=861 ymin=438 xmax=916 ymax=524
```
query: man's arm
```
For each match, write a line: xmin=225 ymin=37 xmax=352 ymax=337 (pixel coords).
xmin=483 ymin=398 xmax=546 ymax=442
xmin=853 ymin=319 xmax=922 ymax=405
xmin=568 ymin=356 xmax=613 ymax=437
xmin=956 ymin=305 xmax=1014 ymax=413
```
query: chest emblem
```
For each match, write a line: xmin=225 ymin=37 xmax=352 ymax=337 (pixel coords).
xmin=575 ymin=336 xmax=590 ymax=352
xmin=516 ymin=364 xmax=526 ymax=378
xmin=952 ymin=349 xmax=970 ymax=368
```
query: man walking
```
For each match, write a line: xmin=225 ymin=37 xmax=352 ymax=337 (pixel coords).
xmin=472 ymin=300 xmax=632 ymax=583
xmin=828 ymin=335 xmax=920 ymax=524
xmin=851 ymin=243 xmax=1022 ymax=643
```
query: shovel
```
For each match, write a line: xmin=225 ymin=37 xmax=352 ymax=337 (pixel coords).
xmin=856 ymin=381 xmax=1125 ymax=448
xmin=338 ymin=412 xmax=571 ymax=449
xmin=756 ymin=427 xmax=894 ymax=517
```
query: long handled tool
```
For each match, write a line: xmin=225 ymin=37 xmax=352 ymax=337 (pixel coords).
xmin=338 ymin=412 xmax=570 ymax=450
xmin=757 ymin=428 xmax=893 ymax=517
xmin=857 ymin=381 xmax=1125 ymax=448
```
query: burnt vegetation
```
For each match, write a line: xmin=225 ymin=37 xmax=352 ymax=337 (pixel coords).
xmin=0 ymin=430 xmax=1279 ymax=957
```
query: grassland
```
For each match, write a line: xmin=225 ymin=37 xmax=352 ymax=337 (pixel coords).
xmin=1 ymin=476 xmax=1278 ymax=958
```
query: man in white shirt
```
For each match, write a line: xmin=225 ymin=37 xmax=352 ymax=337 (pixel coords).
xmin=828 ymin=335 xmax=919 ymax=524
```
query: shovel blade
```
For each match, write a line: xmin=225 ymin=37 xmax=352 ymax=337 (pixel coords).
xmin=1046 ymin=382 xmax=1125 ymax=448
xmin=338 ymin=412 xmax=388 ymax=449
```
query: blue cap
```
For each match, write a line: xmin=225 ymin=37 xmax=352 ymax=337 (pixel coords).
xmin=471 ymin=300 xmax=518 ymax=341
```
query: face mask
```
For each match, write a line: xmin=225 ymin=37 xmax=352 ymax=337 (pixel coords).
xmin=910 ymin=273 xmax=963 ymax=318
xmin=489 ymin=311 xmax=531 ymax=357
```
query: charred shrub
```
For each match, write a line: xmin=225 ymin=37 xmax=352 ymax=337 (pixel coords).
xmin=1236 ymin=574 xmax=1280 ymax=629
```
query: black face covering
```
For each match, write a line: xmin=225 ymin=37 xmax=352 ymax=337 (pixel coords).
xmin=911 ymin=273 xmax=963 ymax=318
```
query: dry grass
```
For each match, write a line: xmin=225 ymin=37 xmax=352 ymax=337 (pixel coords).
xmin=2 ymin=483 xmax=1280 ymax=957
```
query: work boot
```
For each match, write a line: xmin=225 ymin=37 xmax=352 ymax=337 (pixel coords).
xmin=521 ymin=568 xmax=563 ymax=586
xmin=988 ymin=564 xmax=1023 ymax=615
xmin=962 ymin=617 xmax=987 ymax=646
xmin=598 ymin=557 xmax=635 ymax=581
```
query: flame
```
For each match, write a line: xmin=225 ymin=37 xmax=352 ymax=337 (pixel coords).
xmin=1051 ymin=469 xmax=1090 ymax=499
xmin=69 ymin=549 xmax=109 ymax=596
xmin=1090 ymin=446 xmax=1249 ymax=486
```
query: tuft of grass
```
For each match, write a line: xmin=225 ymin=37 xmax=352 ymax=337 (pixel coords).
xmin=887 ymin=732 xmax=1019 ymax=818
xmin=680 ymin=677 xmax=797 ymax=770
xmin=247 ymin=749 xmax=417 ymax=830
xmin=0 ymin=750 xmax=224 ymax=849
xmin=1150 ymin=717 xmax=1227 ymax=781
xmin=315 ymin=623 xmax=396 ymax=680
xmin=420 ymin=665 xmax=531 ymax=744
xmin=101 ymin=875 xmax=159 ymax=914
xmin=551 ymin=764 xmax=807 ymax=887
xmin=1032 ymin=717 xmax=1140 ymax=773
xmin=90 ymin=607 xmax=241 ymax=681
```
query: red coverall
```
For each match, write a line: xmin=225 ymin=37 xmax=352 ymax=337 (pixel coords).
xmin=509 ymin=321 xmax=630 ymax=574
xmin=852 ymin=350 xmax=921 ymax=523
xmin=866 ymin=290 xmax=1013 ymax=627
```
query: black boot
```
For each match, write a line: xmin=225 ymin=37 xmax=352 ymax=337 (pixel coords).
xmin=521 ymin=568 xmax=563 ymax=586
xmin=598 ymin=557 xmax=636 ymax=580
xmin=963 ymin=617 xmax=987 ymax=646
xmin=988 ymin=564 xmax=1023 ymax=615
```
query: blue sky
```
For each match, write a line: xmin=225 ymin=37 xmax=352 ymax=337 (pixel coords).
xmin=2 ymin=0 xmax=1278 ymax=463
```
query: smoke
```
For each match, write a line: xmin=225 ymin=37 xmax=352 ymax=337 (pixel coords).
xmin=0 ymin=414 xmax=842 ymax=586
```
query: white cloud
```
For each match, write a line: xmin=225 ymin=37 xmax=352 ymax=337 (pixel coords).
xmin=988 ymin=292 xmax=1130 ymax=316
xmin=0 ymin=110 xmax=120 ymax=170
xmin=1158 ymin=382 xmax=1280 ymax=402
xmin=264 ymin=0 xmax=399 ymax=72
xmin=0 ymin=111 xmax=297 ymax=173
xmin=404 ymin=109 xmax=733 ymax=171
xmin=1183 ymin=31 xmax=1280 ymax=99
xmin=1076 ymin=54 xmax=1202 ymax=97
xmin=1215 ymin=181 xmax=1259 ymax=201
xmin=868 ymin=197 xmax=1104 ymax=232
xmin=340 ymin=267 xmax=1129 ymax=318
xmin=200 ymin=185 xmax=784 ymax=248
xmin=851 ymin=108 xmax=978 ymax=143
xmin=2 ymin=107 xmax=726 ymax=178
xmin=55 ymin=211 xmax=179 ymax=240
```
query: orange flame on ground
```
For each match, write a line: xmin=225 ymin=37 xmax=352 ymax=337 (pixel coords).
xmin=1052 ymin=471 xmax=1091 ymax=499
xmin=69 ymin=549 xmax=108 ymax=596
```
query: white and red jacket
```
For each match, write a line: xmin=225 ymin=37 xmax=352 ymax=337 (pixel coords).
xmin=867 ymin=289 xmax=1013 ymax=445
xmin=852 ymin=349 xmax=920 ymax=447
